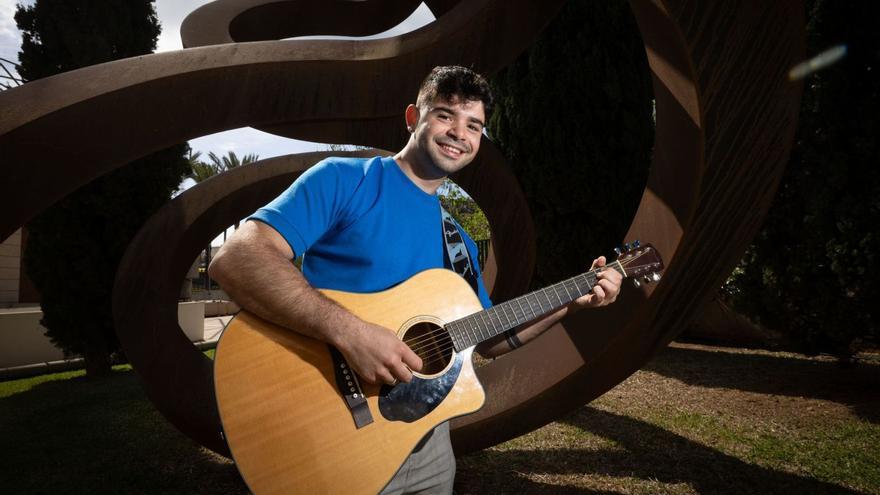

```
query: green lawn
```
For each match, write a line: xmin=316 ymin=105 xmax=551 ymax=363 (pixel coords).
xmin=1 ymin=344 xmax=877 ymax=494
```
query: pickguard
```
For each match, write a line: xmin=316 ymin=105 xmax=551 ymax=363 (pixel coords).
xmin=378 ymin=352 xmax=464 ymax=422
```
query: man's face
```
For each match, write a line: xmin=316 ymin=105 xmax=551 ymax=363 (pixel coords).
xmin=410 ymin=95 xmax=485 ymax=178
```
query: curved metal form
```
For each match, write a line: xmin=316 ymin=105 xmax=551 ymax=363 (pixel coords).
xmin=113 ymin=150 xmax=366 ymax=456
xmin=0 ymin=0 xmax=804 ymax=457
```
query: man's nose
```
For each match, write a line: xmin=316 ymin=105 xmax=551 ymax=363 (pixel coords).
xmin=447 ymin=121 xmax=465 ymax=140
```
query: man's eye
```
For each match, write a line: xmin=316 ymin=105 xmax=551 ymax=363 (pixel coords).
xmin=469 ymin=125 xmax=482 ymax=132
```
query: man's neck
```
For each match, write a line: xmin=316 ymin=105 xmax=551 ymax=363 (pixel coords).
xmin=393 ymin=151 xmax=445 ymax=195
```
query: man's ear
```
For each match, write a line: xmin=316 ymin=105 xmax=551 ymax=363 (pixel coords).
xmin=405 ymin=104 xmax=419 ymax=131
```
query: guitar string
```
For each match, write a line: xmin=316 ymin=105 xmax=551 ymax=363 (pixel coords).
xmin=407 ymin=249 xmax=650 ymax=369
xmin=403 ymin=265 xmax=606 ymax=355
xmin=402 ymin=252 xmax=657 ymax=364
xmin=403 ymin=252 xmax=653 ymax=355
xmin=402 ymin=254 xmax=652 ymax=358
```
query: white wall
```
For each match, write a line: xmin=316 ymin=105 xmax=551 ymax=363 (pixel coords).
xmin=0 ymin=229 xmax=21 ymax=304
xmin=0 ymin=302 xmax=206 ymax=369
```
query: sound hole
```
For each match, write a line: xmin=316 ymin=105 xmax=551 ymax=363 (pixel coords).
xmin=402 ymin=322 xmax=454 ymax=375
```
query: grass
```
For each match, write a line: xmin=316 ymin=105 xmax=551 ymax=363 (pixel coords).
xmin=456 ymin=344 xmax=880 ymax=494
xmin=1 ymin=344 xmax=877 ymax=494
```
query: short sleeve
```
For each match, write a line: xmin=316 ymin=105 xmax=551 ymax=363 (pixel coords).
xmin=247 ymin=159 xmax=365 ymax=258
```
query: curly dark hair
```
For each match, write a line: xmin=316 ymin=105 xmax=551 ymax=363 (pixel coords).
xmin=416 ymin=65 xmax=494 ymax=118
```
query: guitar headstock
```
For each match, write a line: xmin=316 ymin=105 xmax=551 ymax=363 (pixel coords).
xmin=613 ymin=241 xmax=664 ymax=287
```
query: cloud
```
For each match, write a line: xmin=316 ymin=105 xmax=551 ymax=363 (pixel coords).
xmin=155 ymin=0 xmax=212 ymax=53
xmin=0 ymin=0 xmax=25 ymax=76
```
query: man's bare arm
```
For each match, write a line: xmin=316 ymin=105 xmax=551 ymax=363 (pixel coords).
xmin=208 ymin=220 xmax=422 ymax=384
xmin=476 ymin=256 xmax=622 ymax=358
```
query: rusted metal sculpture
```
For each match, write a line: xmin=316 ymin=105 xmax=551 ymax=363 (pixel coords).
xmin=0 ymin=0 xmax=804 ymax=458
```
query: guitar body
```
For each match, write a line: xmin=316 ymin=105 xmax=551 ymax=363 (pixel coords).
xmin=214 ymin=269 xmax=487 ymax=494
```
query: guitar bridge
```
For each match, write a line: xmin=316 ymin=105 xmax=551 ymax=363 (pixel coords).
xmin=328 ymin=346 xmax=373 ymax=429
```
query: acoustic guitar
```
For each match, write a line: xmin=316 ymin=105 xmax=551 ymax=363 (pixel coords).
xmin=214 ymin=242 xmax=663 ymax=494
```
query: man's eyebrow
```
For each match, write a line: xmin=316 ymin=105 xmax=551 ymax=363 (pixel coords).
xmin=431 ymin=105 xmax=485 ymax=127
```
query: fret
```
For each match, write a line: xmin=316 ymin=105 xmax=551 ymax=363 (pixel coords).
xmin=552 ymin=285 xmax=564 ymax=306
xmin=475 ymin=313 xmax=488 ymax=342
xmin=488 ymin=307 xmax=502 ymax=335
xmin=540 ymin=287 xmax=554 ymax=312
xmin=479 ymin=311 xmax=492 ymax=341
xmin=446 ymin=254 xmax=646 ymax=350
xmin=500 ymin=304 xmax=513 ymax=329
xmin=515 ymin=297 xmax=530 ymax=325
xmin=576 ymin=273 xmax=594 ymax=294
xmin=561 ymin=280 xmax=575 ymax=301
xmin=460 ymin=321 xmax=473 ymax=350
xmin=474 ymin=315 xmax=485 ymax=345
xmin=524 ymin=294 xmax=538 ymax=320
xmin=471 ymin=316 xmax=480 ymax=341
xmin=448 ymin=321 xmax=461 ymax=350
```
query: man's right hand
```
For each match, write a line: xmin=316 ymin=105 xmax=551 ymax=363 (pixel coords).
xmin=211 ymin=221 xmax=423 ymax=386
xmin=337 ymin=322 xmax=423 ymax=386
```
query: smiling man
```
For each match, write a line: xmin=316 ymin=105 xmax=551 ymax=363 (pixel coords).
xmin=209 ymin=66 xmax=622 ymax=494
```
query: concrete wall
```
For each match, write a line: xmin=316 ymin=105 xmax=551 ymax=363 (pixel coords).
xmin=0 ymin=229 xmax=21 ymax=304
xmin=0 ymin=301 xmax=206 ymax=369
xmin=178 ymin=301 xmax=205 ymax=342
xmin=204 ymin=299 xmax=239 ymax=317
xmin=0 ymin=307 xmax=66 ymax=368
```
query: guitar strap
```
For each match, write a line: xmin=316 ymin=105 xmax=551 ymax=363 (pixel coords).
xmin=440 ymin=206 xmax=480 ymax=295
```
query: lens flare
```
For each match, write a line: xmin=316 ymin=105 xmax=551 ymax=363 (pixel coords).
xmin=789 ymin=44 xmax=847 ymax=80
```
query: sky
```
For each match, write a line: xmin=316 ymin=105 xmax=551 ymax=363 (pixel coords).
xmin=1 ymin=0 xmax=434 ymax=161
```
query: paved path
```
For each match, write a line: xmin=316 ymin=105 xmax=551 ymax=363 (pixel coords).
xmin=201 ymin=315 xmax=233 ymax=345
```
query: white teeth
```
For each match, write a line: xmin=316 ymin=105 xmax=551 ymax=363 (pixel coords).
xmin=440 ymin=144 xmax=462 ymax=156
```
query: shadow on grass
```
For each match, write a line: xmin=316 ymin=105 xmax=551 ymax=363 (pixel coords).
xmin=0 ymin=369 xmax=248 ymax=494
xmin=456 ymin=407 xmax=864 ymax=495
xmin=644 ymin=345 xmax=880 ymax=424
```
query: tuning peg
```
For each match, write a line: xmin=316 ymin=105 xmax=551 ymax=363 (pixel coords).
xmin=651 ymin=272 xmax=662 ymax=282
xmin=632 ymin=240 xmax=641 ymax=248
xmin=614 ymin=246 xmax=623 ymax=256
xmin=632 ymin=278 xmax=641 ymax=288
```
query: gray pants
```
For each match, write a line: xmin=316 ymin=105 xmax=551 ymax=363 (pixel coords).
xmin=380 ymin=422 xmax=455 ymax=495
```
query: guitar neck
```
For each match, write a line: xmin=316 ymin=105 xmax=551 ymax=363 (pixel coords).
xmin=446 ymin=261 xmax=627 ymax=351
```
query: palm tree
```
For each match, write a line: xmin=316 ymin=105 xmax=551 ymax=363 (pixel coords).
xmin=187 ymin=150 xmax=260 ymax=292
xmin=186 ymin=150 xmax=218 ymax=183
xmin=206 ymin=150 xmax=260 ymax=173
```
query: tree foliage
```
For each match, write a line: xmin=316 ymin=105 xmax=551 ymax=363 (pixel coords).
xmin=186 ymin=150 xmax=260 ymax=183
xmin=439 ymin=180 xmax=490 ymax=241
xmin=487 ymin=0 xmax=654 ymax=287
xmin=722 ymin=0 xmax=880 ymax=360
xmin=17 ymin=0 xmax=191 ymax=376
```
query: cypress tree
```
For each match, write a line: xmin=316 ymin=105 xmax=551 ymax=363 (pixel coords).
xmin=488 ymin=0 xmax=654 ymax=287
xmin=16 ymin=0 xmax=191 ymax=376
xmin=723 ymin=0 xmax=880 ymax=360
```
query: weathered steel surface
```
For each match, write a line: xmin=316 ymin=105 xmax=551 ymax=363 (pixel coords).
xmin=452 ymin=0 xmax=805 ymax=452
xmin=0 ymin=0 xmax=803 ymax=457
xmin=113 ymin=151 xmax=366 ymax=456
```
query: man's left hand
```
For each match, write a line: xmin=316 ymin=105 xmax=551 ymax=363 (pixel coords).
xmin=572 ymin=256 xmax=622 ymax=308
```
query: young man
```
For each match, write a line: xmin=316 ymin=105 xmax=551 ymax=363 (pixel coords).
xmin=209 ymin=66 xmax=622 ymax=494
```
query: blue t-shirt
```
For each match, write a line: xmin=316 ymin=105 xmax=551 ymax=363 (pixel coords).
xmin=248 ymin=156 xmax=492 ymax=309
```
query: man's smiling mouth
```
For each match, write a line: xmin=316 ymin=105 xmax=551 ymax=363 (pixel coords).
xmin=438 ymin=142 xmax=465 ymax=157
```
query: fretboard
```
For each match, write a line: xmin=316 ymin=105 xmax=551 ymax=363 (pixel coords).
xmin=446 ymin=261 xmax=625 ymax=351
